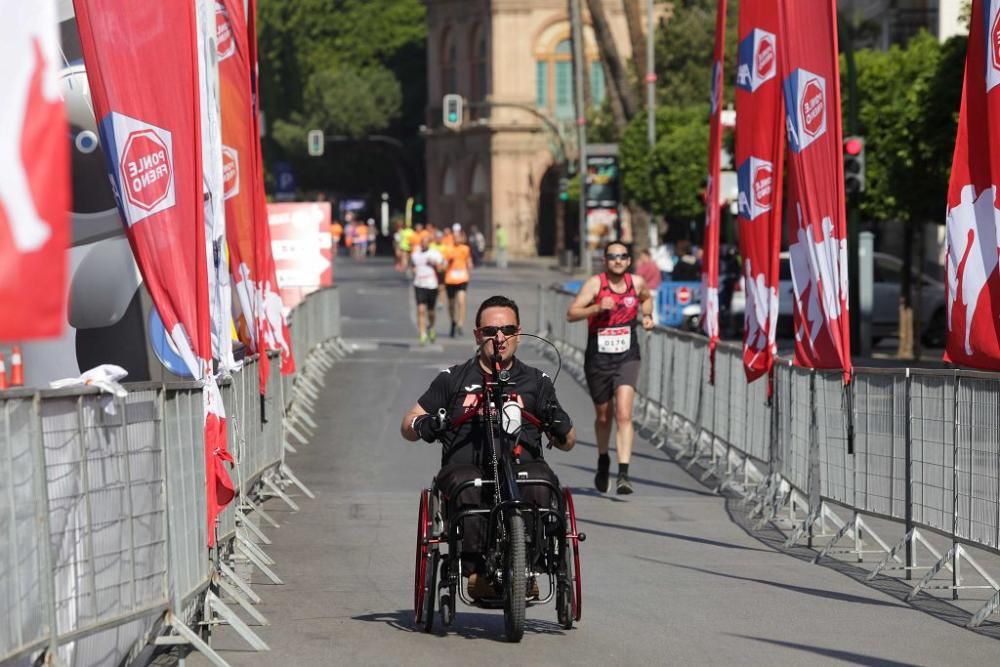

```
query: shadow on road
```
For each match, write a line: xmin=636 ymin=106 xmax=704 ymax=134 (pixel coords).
xmin=351 ymin=610 xmax=570 ymax=641
xmin=728 ymin=635 xmax=919 ymax=666
xmin=576 ymin=515 xmax=771 ymax=552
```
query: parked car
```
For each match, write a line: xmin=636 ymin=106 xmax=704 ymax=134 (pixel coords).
xmin=777 ymin=251 xmax=947 ymax=347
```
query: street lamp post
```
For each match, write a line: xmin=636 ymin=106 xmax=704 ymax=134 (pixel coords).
xmin=570 ymin=0 xmax=588 ymax=271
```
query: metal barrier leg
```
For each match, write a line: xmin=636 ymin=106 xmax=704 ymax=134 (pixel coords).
xmin=969 ymin=588 xmax=1000 ymax=628
xmin=220 ymin=560 xmax=262 ymax=604
xmin=236 ymin=508 xmax=272 ymax=545
xmin=217 ymin=575 xmax=270 ymax=626
xmin=158 ymin=610 xmax=233 ymax=667
xmin=284 ymin=420 xmax=310 ymax=446
xmin=280 ymin=463 xmax=317 ymax=499
xmin=241 ymin=497 xmax=280 ymax=528
xmin=263 ymin=476 xmax=301 ymax=511
xmin=238 ymin=533 xmax=276 ymax=566
xmin=236 ymin=539 xmax=284 ymax=585
xmin=206 ymin=590 xmax=270 ymax=651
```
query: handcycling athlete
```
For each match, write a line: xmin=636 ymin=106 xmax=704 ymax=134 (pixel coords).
xmin=400 ymin=294 xmax=576 ymax=601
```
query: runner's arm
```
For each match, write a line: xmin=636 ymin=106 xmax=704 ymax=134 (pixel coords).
xmin=633 ymin=275 xmax=655 ymax=330
xmin=400 ymin=402 xmax=429 ymax=441
xmin=566 ymin=276 xmax=601 ymax=322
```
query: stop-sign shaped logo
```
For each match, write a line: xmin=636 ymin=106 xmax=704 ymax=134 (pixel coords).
xmin=216 ymin=3 xmax=235 ymax=61
xmin=752 ymin=164 xmax=772 ymax=209
xmin=676 ymin=286 xmax=692 ymax=305
xmin=756 ymin=37 xmax=775 ymax=79
xmin=801 ymin=79 xmax=825 ymax=137
xmin=120 ymin=130 xmax=172 ymax=212
xmin=222 ymin=146 xmax=239 ymax=200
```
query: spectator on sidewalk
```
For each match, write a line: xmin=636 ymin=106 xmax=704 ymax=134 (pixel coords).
xmin=495 ymin=224 xmax=508 ymax=269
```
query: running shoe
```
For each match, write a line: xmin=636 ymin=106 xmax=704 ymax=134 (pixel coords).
xmin=594 ymin=457 xmax=610 ymax=493
xmin=419 ymin=332 xmax=428 ymax=345
xmin=428 ymin=328 xmax=436 ymax=343
xmin=616 ymin=473 xmax=634 ymax=495
xmin=456 ymin=325 xmax=464 ymax=336
xmin=450 ymin=322 xmax=457 ymax=338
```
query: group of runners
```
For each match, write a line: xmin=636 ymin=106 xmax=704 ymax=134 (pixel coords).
xmin=402 ymin=222 xmax=474 ymax=344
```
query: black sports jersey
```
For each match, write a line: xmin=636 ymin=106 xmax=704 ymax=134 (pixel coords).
xmin=417 ymin=356 xmax=569 ymax=467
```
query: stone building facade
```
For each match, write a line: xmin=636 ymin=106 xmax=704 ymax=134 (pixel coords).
xmin=422 ymin=0 xmax=644 ymax=258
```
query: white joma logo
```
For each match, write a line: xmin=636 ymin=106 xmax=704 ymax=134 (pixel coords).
xmin=464 ymin=384 xmax=481 ymax=391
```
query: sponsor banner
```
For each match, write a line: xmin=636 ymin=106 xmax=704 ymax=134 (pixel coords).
xmin=779 ymin=0 xmax=851 ymax=380
xmin=268 ymin=202 xmax=332 ymax=314
xmin=735 ymin=0 xmax=784 ymax=383
xmin=0 ymin=0 xmax=70 ymax=341
xmin=943 ymin=0 xmax=1000 ymax=368
xmin=702 ymin=0 xmax=727 ymax=354
xmin=76 ymin=0 xmax=234 ymax=541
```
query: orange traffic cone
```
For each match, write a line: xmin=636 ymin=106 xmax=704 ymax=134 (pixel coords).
xmin=10 ymin=346 xmax=23 ymax=387
xmin=0 ymin=352 xmax=8 ymax=390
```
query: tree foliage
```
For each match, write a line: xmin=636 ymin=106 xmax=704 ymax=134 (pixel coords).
xmin=655 ymin=0 xmax=739 ymax=109
xmin=257 ymin=0 xmax=426 ymax=193
xmin=620 ymin=105 xmax=709 ymax=222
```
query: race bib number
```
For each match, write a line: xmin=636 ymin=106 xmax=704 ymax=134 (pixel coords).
xmin=597 ymin=326 xmax=631 ymax=353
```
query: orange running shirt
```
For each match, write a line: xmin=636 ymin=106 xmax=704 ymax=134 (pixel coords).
xmin=445 ymin=244 xmax=471 ymax=284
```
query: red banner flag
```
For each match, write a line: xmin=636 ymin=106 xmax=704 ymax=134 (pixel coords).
xmin=248 ymin=0 xmax=296 ymax=377
xmin=735 ymin=0 xmax=784 ymax=383
xmin=944 ymin=0 xmax=1000 ymax=369
xmin=779 ymin=0 xmax=851 ymax=381
xmin=702 ymin=0 xmax=728 ymax=367
xmin=218 ymin=0 xmax=274 ymax=390
xmin=0 ymin=1 xmax=70 ymax=341
xmin=75 ymin=0 xmax=234 ymax=542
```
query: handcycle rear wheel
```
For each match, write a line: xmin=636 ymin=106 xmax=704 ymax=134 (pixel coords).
xmin=564 ymin=487 xmax=582 ymax=621
xmin=413 ymin=489 xmax=436 ymax=630
xmin=503 ymin=512 xmax=527 ymax=642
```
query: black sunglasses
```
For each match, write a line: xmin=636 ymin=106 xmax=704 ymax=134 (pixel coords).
xmin=605 ymin=253 xmax=630 ymax=261
xmin=478 ymin=324 xmax=519 ymax=337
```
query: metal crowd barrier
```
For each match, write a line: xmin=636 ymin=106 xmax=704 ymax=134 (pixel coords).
xmin=541 ymin=285 xmax=1000 ymax=629
xmin=0 ymin=286 xmax=344 ymax=666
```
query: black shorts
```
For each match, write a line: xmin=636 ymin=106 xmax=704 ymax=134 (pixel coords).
xmin=584 ymin=358 xmax=641 ymax=404
xmin=446 ymin=282 xmax=468 ymax=298
xmin=414 ymin=286 xmax=438 ymax=307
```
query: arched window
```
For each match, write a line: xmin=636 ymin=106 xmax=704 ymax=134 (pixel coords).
xmin=471 ymin=161 xmax=487 ymax=195
xmin=441 ymin=28 xmax=457 ymax=94
xmin=535 ymin=36 xmax=605 ymax=120
xmin=470 ymin=25 xmax=488 ymax=102
xmin=442 ymin=164 xmax=457 ymax=196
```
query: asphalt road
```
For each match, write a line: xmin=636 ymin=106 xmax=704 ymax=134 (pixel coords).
xmin=189 ymin=256 xmax=999 ymax=666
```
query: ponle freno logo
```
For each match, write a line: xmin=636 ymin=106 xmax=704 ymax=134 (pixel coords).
xmin=102 ymin=111 xmax=176 ymax=225
xmin=222 ymin=146 xmax=239 ymax=200
xmin=986 ymin=2 xmax=1000 ymax=90
xmin=737 ymin=156 xmax=773 ymax=221
xmin=216 ymin=2 xmax=235 ymax=61
xmin=736 ymin=28 xmax=777 ymax=93
xmin=753 ymin=163 xmax=772 ymax=208
xmin=783 ymin=68 xmax=826 ymax=153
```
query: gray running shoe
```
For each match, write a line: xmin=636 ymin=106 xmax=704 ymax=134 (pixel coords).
xmin=616 ymin=473 xmax=634 ymax=495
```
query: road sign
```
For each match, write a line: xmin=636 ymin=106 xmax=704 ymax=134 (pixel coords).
xmin=307 ymin=129 xmax=324 ymax=156
xmin=675 ymin=286 xmax=692 ymax=305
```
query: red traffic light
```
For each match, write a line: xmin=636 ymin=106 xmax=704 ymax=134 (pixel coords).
xmin=844 ymin=137 xmax=864 ymax=156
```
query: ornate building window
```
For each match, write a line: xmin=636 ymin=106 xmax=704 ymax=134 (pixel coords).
xmin=442 ymin=164 xmax=457 ymax=196
xmin=470 ymin=25 xmax=488 ymax=102
xmin=535 ymin=38 xmax=605 ymax=120
xmin=441 ymin=28 xmax=457 ymax=94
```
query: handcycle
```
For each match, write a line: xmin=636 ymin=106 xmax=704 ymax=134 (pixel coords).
xmin=412 ymin=334 xmax=585 ymax=641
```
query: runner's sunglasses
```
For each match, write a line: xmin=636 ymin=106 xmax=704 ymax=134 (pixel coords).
xmin=605 ymin=253 xmax=630 ymax=261
xmin=477 ymin=325 xmax=519 ymax=337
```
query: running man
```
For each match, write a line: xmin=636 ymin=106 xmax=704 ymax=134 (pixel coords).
xmin=566 ymin=242 xmax=654 ymax=494
xmin=444 ymin=228 xmax=472 ymax=337
xmin=411 ymin=234 xmax=445 ymax=344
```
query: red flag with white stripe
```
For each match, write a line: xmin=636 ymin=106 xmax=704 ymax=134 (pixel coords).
xmin=943 ymin=0 xmax=1000 ymax=369
xmin=702 ymin=0 xmax=728 ymax=372
xmin=734 ymin=0 xmax=784 ymax=383
xmin=74 ymin=0 xmax=233 ymax=543
xmin=0 ymin=1 xmax=70 ymax=341
xmin=779 ymin=0 xmax=851 ymax=381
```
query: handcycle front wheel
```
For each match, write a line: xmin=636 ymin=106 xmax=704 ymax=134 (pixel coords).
xmin=564 ymin=487 xmax=582 ymax=621
xmin=503 ymin=512 xmax=527 ymax=642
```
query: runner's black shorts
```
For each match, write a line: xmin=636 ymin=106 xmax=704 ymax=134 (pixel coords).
xmin=414 ymin=286 xmax=438 ymax=307
xmin=584 ymin=358 xmax=641 ymax=404
xmin=445 ymin=282 xmax=468 ymax=298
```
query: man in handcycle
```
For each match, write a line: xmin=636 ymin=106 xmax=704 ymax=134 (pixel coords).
xmin=401 ymin=294 xmax=576 ymax=601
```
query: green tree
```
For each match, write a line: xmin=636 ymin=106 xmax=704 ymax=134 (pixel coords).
xmin=620 ymin=105 xmax=709 ymax=223
xmin=655 ymin=0 xmax=739 ymax=109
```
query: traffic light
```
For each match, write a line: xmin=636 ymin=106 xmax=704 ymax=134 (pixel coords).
xmin=443 ymin=94 xmax=463 ymax=129
xmin=844 ymin=136 xmax=866 ymax=194
xmin=414 ymin=202 xmax=425 ymax=213
xmin=558 ymin=177 xmax=569 ymax=202
xmin=307 ymin=129 xmax=324 ymax=156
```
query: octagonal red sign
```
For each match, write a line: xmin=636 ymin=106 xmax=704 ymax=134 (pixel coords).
xmin=801 ymin=79 xmax=824 ymax=137
xmin=222 ymin=147 xmax=239 ymax=199
xmin=756 ymin=38 xmax=775 ymax=79
xmin=992 ymin=10 xmax=1000 ymax=71
xmin=216 ymin=5 xmax=235 ymax=60
xmin=753 ymin=164 xmax=772 ymax=208
xmin=676 ymin=286 xmax=692 ymax=305
xmin=120 ymin=130 xmax=171 ymax=212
